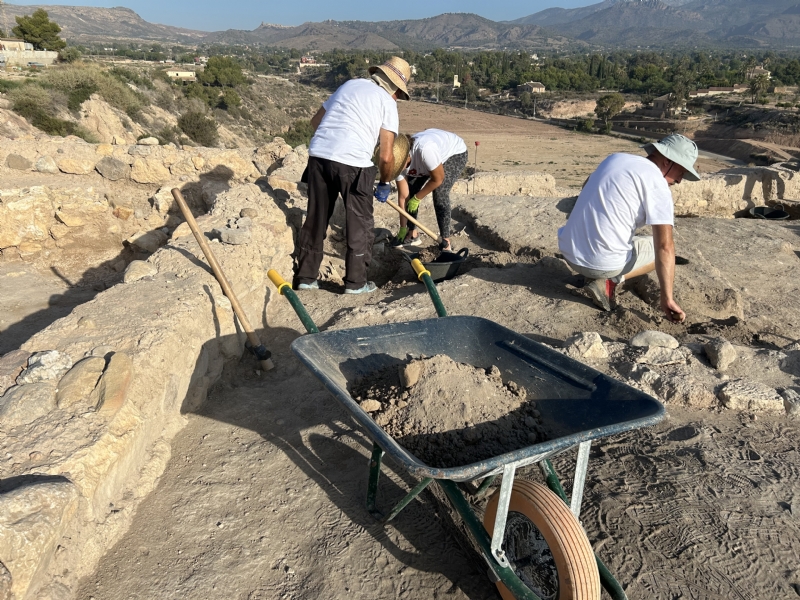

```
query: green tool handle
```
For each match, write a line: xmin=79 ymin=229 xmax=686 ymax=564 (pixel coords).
xmin=411 ymin=259 xmax=447 ymax=318
xmin=267 ymin=270 xmax=320 ymax=334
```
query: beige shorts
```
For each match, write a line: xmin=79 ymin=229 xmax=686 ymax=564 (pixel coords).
xmin=566 ymin=236 xmax=655 ymax=283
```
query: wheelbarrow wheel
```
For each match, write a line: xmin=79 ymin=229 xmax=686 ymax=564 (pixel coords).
xmin=484 ymin=480 xmax=600 ymax=600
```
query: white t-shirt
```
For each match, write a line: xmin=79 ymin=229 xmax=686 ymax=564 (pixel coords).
xmin=396 ymin=129 xmax=467 ymax=181
xmin=309 ymin=78 xmax=399 ymax=168
xmin=558 ymin=153 xmax=674 ymax=271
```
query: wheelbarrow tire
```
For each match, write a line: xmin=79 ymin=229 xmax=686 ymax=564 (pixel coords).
xmin=484 ymin=480 xmax=600 ymax=600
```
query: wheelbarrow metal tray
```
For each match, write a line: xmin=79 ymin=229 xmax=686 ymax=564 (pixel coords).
xmin=291 ymin=316 xmax=664 ymax=481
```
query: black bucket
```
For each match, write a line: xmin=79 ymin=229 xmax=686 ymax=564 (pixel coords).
xmin=749 ymin=204 xmax=790 ymax=220
xmin=406 ymin=248 xmax=469 ymax=282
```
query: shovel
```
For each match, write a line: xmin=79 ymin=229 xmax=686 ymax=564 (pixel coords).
xmin=384 ymin=200 xmax=448 ymax=249
xmin=171 ymin=188 xmax=274 ymax=371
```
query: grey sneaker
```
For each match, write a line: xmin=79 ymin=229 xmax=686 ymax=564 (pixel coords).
xmin=584 ymin=278 xmax=615 ymax=311
xmin=344 ymin=281 xmax=377 ymax=295
xmin=404 ymin=236 xmax=422 ymax=247
xmin=296 ymin=280 xmax=319 ymax=290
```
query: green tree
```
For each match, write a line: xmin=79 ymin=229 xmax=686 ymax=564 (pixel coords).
xmin=749 ymin=74 xmax=770 ymax=103
xmin=217 ymin=88 xmax=241 ymax=110
xmin=198 ymin=56 xmax=246 ymax=87
xmin=282 ymin=119 xmax=314 ymax=148
xmin=178 ymin=111 xmax=218 ymax=146
xmin=58 ymin=46 xmax=82 ymax=63
xmin=594 ymin=92 xmax=625 ymax=126
xmin=12 ymin=9 xmax=66 ymax=51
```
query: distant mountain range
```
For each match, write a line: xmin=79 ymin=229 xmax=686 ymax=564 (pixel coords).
xmin=6 ymin=0 xmax=800 ymax=49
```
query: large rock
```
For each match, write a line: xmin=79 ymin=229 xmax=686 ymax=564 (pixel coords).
xmin=0 ymin=350 xmax=30 ymax=396
xmin=55 ymin=357 xmax=106 ymax=409
xmin=126 ymin=229 xmax=168 ymax=253
xmin=0 ymin=480 xmax=79 ymax=600
xmin=35 ymin=156 xmax=59 ymax=174
xmin=123 ymin=260 xmax=157 ymax=283
xmin=636 ymin=346 xmax=689 ymax=367
xmin=563 ymin=332 xmax=608 ymax=360
xmin=703 ymin=337 xmax=737 ymax=371
xmin=91 ymin=352 xmax=133 ymax=414
xmin=17 ymin=351 xmax=73 ymax=384
xmin=95 ymin=156 xmax=130 ymax=181
xmin=6 ymin=153 xmax=32 ymax=170
xmin=130 ymin=157 xmax=171 ymax=184
xmin=654 ymin=375 xmax=717 ymax=409
xmin=0 ymin=381 xmax=57 ymax=427
xmin=267 ymin=145 xmax=308 ymax=192
xmin=78 ymin=95 xmax=141 ymax=144
xmin=56 ymin=158 xmax=96 ymax=175
xmin=253 ymin=138 xmax=292 ymax=175
xmin=630 ymin=330 xmax=679 ymax=349
xmin=203 ymin=150 xmax=259 ymax=181
xmin=718 ymin=379 xmax=784 ymax=414
xmin=782 ymin=389 xmax=800 ymax=419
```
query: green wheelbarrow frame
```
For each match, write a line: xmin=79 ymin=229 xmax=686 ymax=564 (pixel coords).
xmin=267 ymin=267 xmax=663 ymax=600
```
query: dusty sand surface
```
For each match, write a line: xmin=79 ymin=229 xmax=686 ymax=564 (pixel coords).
xmin=355 ymin=355 xmax=542 ymax=469
xmin=76 ymin=202 xmax=800 ymax=599
xmin=398 ymin=102 xmax=729 ymax=188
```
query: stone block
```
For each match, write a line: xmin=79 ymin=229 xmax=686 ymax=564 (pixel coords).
xmin=718 ymin=379 xmax=784 ymax=414
xmin=56 ymin=357 xmax=106 ymax=409
xmin=563 ymin=332 xmax=608 ymax=360
xmin=0 ymin=349 xmax=31 ymax=396
xmin=34 ymin=156 xmax=59 ymax=174
xmin=703 ymin=337 xmax=737 ymax=371
xmin=0 ymin=381 xmax=57 ymax=427
xmin=630 ymin=330 xmax=679 ymax=349
xmin=0 ymin=480 xmax=79 ymax=600
xmin=781 ymin=389 xmax=800 ymax=419
xmin=130 ymin=157 xmax=170 ymax=184
xmin=654 ymin=375 xmax=717 ymax=409
xmin=92 ymin=352 xmax=133 ymax=414
xmin=126 ymin=230 xmax=168 ymax=254
xmin=113 ymin=206 xmax=133 ymax=220
xmin=6 ymin=154 xmax=31 ymax=170
xmin=138 ymin=137 xmax=159 ymax=146
xmin=56 ymin=158 xmax=96 ymax=175
xmin=636 ymin=346 xmax=690 ymax=367
xmin=123 ymin=260 xmax=157 ymax=283
xmin=17 ymin=351 xmax=73 ymax=385
xmin=54 ymin=211 xmax=85 ymax=228
xmin=95 ymin=156 xmax=130 ymax=181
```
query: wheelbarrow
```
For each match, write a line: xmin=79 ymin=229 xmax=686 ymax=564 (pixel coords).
xmin=749 ymin=204 xmax=790 ymax=220
xmin=267 ymin=263 xmax=665 ymax=600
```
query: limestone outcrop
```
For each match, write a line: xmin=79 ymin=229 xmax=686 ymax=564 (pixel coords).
xmin=0 ymin=183 xmax=294 ymax=599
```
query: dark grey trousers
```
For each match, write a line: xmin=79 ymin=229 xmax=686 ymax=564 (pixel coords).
xmin=406 ymin=150 xmax=468 ymax=239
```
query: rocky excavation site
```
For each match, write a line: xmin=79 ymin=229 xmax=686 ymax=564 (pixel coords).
xmin=1 ymin=102 xmax=800 ymax=599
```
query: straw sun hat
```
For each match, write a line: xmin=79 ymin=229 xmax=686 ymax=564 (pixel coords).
xmin=373 ymin=133 xmax=411 ymax=180
xmin=643 ymin=133 xmax=701 ymax=181
xmin=369 ymin=56 xmax=411 ymax=101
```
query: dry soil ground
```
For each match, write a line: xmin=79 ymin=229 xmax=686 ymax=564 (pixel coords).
xmin=398 ymin=102 xmax=729 ymax=189
xmin=3 ymin=105 xmax=795 ymax=600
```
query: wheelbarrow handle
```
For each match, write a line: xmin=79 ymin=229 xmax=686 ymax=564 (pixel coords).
xmin=410 ymin=259 xmax=447 ymax=318
xmin=266 ymin=269 xmax=320 ymax=334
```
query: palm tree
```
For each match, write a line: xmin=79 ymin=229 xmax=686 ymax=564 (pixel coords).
xmin=749 ymin=74 xmax=770 ymax=103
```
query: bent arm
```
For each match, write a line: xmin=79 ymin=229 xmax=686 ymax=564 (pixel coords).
xmin=310 ymin=106 xmax=326 ymax=132
xmin=652 ymin=224 xmax=685 ymax=323
xmin=377 ymin=128 xmax=396 ymax=182
xmin=415 ymin=164 xmax=445 ymax=200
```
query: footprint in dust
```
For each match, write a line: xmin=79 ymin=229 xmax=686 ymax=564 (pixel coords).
xmin=666 ymin=425 xmax=700 ymax=442
xmin=742 ymin=448 xmax=762 ymax=461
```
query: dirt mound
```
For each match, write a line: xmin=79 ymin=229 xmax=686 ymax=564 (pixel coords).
xmin=352 ymin=354 xmax=544 ymax=469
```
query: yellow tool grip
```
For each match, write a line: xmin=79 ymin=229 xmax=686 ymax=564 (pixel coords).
xmin=410 ymin=259 xmax=431 ymax=281
xmin=267 ymin=269 xmax=291 ymax=295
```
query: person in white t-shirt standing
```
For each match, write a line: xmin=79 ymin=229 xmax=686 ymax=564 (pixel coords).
xmin=557 ymin=133 xmax=700 ymax=322
xmin=391 ymin=129 xmax=468 ymax=251
xmin=292 ymin=57 xmax=411 ymax=294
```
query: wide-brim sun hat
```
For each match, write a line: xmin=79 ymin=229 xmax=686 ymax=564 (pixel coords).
xmin=372 ymin=133 xmax=411 ymax=180
xmin=369 ymin=56 xmax=411 ymax=101
xmin=643 ymin=133 xmax=701 ymax=181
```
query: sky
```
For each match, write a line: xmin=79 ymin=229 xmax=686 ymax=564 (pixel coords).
xmin=9 ymin=0 xmax=599 ymax=31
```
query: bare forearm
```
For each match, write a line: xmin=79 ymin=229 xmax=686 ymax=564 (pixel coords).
xmin=310 ymin=107 xmax=325 ymax=132
xmin=655 ymin=243 xmax=676 ymax=302
xmin=377 ymin=129 xmax=395 ymax=182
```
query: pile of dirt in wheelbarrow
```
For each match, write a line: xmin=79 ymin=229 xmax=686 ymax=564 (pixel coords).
xmin=352 ymin=354 xmax=545 ymax=469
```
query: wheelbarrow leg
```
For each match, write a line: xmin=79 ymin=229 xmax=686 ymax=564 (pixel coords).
xmin=539 ymin=457 xmax=629 ymax=600
xmin=367 ymin=443 xmax=384 ymax=518
xmin=382 ymin=477 xmax=433 ymax=524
